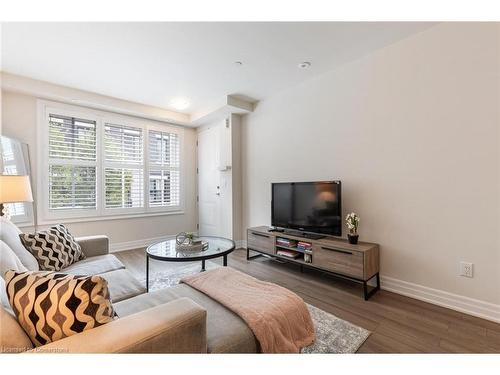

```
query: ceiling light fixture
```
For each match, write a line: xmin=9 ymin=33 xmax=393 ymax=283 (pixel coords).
xmin=169 ymin=98 xmax=190 ymax=111
xmin=234 ymin=61 xmax=243 ymax=66
xmin=298 ymin=61 xmax=311 ymax=69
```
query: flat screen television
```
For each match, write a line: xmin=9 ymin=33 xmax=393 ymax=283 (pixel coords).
xmin=271 ymin=181 xmax=342 ymax=237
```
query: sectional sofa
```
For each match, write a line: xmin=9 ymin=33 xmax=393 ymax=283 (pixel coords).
xmin=0 ymin=219 xmax=257 ymax=353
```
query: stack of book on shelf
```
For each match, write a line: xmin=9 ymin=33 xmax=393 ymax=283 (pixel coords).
xmin=297 ymin=241 xmax=312 ymax=251
xmin=276 ymin=249 xmax=301 ymax=259
xmin=276 ymin=238 xmax=298 ymax=248
xmin=276 ymin=237 xmax=301 ymax=259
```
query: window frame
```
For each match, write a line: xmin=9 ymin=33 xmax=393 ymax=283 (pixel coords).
xmin=37 ymin=100 xmax=185 ymax=225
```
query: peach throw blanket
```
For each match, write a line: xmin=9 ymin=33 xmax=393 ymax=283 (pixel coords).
xmin=181 ymin=267 xmax=315 ymax=353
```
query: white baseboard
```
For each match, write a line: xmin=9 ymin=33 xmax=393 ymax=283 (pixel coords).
xmin=381 ymin=276 xmax=500 ymax=323
xmin=110 ymin=235 xmax=176 ymax=253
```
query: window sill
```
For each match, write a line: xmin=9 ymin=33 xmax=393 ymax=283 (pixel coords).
xmin=37 ymin=210 xmax=185 ymax=226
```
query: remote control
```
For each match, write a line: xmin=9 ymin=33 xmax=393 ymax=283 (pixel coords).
xmin=268 ymin=227 xmax=284 ymax=232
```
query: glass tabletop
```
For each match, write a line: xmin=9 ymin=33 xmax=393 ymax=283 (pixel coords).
xmin=146 ymin=236 xmax=235 ymax=261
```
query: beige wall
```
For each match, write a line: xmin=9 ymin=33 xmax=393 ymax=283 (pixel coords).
xmin=1 ymin=90 xmax=198 ymax=248
xmin=241 ymin=23 xmax=500 ymax=305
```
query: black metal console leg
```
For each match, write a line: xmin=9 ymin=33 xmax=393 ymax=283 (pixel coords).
xmin=363 ymin=273 xmax=381 ymax=300
xmin=201 ymin=259 xmax=206 ymax=272
xmin=223 ymin=254 xmax=227 ymax=266
xmin=246 ymin=248 xmax=265 ymax=261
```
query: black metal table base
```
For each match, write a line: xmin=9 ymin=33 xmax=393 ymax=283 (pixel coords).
xmin=246 ymin=248 xmax=380 ymax=300
xmin=146 ymin=254 xmax=230 ymax=292
xmin=146 ymin=255 xmax=149 ymax=292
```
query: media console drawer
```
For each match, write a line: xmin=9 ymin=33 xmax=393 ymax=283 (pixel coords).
xmin=247 ymin=230 xmax=275 ymax=255
xmin=312 ymin=244 xmax=364 ymax=278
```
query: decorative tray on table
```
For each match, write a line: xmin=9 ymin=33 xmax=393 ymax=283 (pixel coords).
xmin=175 ymin=232 xmax=209 ymax=252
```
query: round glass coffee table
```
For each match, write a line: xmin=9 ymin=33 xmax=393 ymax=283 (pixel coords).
xmin=145 ymin=236 xmax=235 ymax=292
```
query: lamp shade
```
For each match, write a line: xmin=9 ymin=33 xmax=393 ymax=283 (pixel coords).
xmin=0 ymin=175 xmax=34 ymax=203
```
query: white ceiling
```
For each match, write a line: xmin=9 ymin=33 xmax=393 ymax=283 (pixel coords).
xmin=1 ymin=22 xmax=436 ymax=116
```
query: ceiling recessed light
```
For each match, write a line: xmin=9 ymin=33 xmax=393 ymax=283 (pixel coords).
xmin=169 ymin=98 xmax=190 ymax=111
xmin=298 ymin=61 xmax=311 ymax=69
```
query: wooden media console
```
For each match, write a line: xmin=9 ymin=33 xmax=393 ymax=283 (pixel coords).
xmin=246 ymin=226 xmax=380 ymax=300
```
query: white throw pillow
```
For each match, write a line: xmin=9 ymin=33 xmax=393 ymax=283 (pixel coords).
xmin=0 ymin=240 xmax=27 ymax=315
xmin=0 ymin=218 xmax=39 ymax=271
xmin=0 ymin=240 xmax=28 ymax=279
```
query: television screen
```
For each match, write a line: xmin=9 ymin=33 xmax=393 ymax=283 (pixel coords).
xmin=271 ymin=181 xmax=342 ymax=236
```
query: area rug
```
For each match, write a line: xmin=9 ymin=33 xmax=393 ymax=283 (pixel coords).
xmin=142 ymin=261 xmax=370 ymax=353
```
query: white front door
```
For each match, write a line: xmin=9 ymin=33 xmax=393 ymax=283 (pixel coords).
xmin=197 ymin=126 xmax=221 ymax=236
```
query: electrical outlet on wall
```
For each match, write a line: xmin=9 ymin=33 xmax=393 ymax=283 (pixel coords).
xmin=460 ymin=262 xmax=474 ymax=278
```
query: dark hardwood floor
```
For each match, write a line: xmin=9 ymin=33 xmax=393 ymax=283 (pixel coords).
xmin=115 ymin=248 xmax=500 ymax=353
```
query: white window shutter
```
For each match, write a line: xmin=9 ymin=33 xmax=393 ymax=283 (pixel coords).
xmin=48 ymin=114 xmax=97 ymax=210
xmin=148 ymin=130 xmax=180 ymax=208
xmin=104 ymin=123 xmax=144 ymax=209
xmin=49 ymin=165 xmax=97 ymax=209
xmin=49 ymin=115 xmax=96 ymax=161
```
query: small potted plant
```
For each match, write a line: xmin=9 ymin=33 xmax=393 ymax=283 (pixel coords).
xmin=176 ymin=232 xmax=195 ymax=245
xmin=346 ymin=212 xmax=360 ymax=244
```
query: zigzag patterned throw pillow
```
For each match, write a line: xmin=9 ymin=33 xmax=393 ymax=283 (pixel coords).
xmin=5 ymin=270 xmax=116 ymax=347
xmin=19 ymin=224 xmax=86 ymax=271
